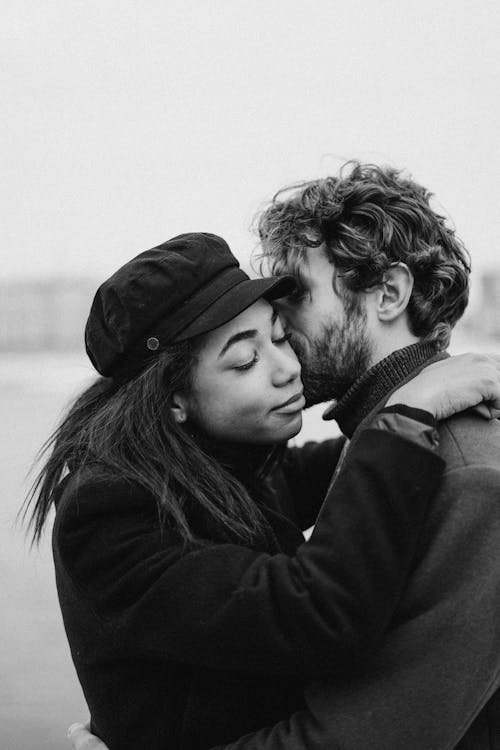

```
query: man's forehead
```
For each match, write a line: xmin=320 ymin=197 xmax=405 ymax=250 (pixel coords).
xmin=280 ymin=244 xmax=330 ymax=281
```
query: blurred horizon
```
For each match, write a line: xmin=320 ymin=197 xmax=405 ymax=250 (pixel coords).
xmin=2 ymin=268 xmax=500 ymax=355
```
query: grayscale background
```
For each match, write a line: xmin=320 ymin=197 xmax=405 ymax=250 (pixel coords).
xmin=2 ymin=2 xmax=500 ymax=748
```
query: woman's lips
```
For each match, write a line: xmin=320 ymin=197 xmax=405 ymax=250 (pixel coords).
xmin=271 ymin=392 xmax=306 ymax=413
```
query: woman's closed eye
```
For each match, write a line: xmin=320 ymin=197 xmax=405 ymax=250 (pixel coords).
xmin=233 ymin=352 xmax=259 ymax=372
xmin=232 ymin=334 xmax=292 ymax=372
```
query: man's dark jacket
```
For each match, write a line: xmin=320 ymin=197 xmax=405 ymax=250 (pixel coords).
xmin=52 ymin=408 xmax=442 ymax=750
xmin=216 ymin=344 xmax=500 ymax=750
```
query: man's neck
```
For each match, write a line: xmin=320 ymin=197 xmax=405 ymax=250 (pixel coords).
xmin=323 ymin=341 xmax=445 ymax=438
xmin=368 ymin=330 xmax=421 ymax=369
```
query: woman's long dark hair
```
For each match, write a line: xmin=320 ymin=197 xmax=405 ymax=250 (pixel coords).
xmin=23 ymin=339 xmax=271 ymax=546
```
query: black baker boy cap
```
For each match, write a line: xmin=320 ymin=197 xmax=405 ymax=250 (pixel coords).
xmin=85 ymin=232 xmax=296 ymax=380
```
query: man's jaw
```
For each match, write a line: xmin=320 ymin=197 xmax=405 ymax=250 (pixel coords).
xmin=302 ymin=370 xmax=356 ymax=408
xmin=292 ymin=331 xmax=373 ymax=408
xmin=297 ymin=342 xmax=358 ymax=407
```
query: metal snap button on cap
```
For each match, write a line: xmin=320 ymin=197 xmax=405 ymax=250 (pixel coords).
xmin=147 ymin=337 xmax=160 ymax=351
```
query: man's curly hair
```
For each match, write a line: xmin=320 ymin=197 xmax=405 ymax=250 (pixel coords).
xmin=256 ymin=162 xmax=471 ymax=349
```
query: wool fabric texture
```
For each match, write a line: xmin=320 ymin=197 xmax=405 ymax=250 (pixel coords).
xmin=52 ymin=410 xmax=443 ymax=750
xmin=227 ymin=344 xmax=500 ymax=750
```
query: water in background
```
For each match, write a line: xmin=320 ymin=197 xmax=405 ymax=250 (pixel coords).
xmin=2 ymin=330 xmax=497 ymax=749
xmin=1 ymin=354 xmax=94 ymax=750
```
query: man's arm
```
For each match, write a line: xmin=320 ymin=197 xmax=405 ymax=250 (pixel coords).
xmin=66 ymin=716 xmax=331 ymax=750
xmin=68 ymin=724 xmax=106 ymax=750
xmin=212 ymin=463 xmax=500 ymax=750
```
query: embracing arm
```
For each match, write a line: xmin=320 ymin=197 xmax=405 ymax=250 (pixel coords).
xmin=55 ymin=406 xmax=443 ymax=678
xmin=283 ymin=351 xmax=500 ymax=533
xmin=209 ymin=459 xmax=500 ymax=750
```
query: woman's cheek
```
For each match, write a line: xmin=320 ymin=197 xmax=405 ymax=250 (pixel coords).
xmin=225 ymin=393 xmax=267 ymax=434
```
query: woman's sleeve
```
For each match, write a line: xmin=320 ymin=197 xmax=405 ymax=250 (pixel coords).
xmin=54 ymin=407 xmax=444 ymax=678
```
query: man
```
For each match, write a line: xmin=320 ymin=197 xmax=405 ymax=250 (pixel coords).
xmin=222 ymin=162 xmax=500 ymax=749
xmin=69 ymin=163 xmax=500 ymax=749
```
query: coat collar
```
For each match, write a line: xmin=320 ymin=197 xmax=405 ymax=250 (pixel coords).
xmin=190 ymin=430 xmax=282 ymax=485
xmin=323 ymin=342 xmax=445 ymax=438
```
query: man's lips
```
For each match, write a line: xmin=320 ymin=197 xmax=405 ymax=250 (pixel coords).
xmin=271 ymin=391 xmax=305 ymax=412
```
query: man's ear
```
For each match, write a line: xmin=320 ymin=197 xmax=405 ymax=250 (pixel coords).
xmin=375 ymin=263 xmax=414 ymax=322
xmin=170 ymin=392 xmax=189 ymax=424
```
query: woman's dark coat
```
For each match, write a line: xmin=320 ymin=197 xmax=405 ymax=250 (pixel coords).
xmin=52 ymin=408 xmax=443 ymax=750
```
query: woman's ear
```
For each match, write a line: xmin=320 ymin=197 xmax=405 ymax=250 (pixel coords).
xmin=376 ymin=263 xmax=414 ymax=322
xmin=170 ymin=392 xmax=189 ymax=424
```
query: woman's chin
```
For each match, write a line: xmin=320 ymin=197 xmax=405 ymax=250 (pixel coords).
xmin=277 ymin=412 xmax=303 ymax=441
xmin=237 ymin=412 xmax=304 ymax=445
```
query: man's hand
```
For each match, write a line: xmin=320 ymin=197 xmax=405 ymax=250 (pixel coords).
xmin=67 ymin=724 xmax=108 ymax=750
xmin=386 ymin=352 xmax=500 ymax=420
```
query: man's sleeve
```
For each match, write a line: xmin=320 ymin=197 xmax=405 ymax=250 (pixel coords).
xmin=211 ymin=463 xmax=500 ymax=750
xmin=56 ymin=411 xmax=443 ymax=678
xmin=281 ymin=405 xmax=436 ymax=531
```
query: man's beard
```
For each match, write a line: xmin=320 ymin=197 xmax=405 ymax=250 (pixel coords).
xmin=293 ymin=296 xmax=373 ymax=407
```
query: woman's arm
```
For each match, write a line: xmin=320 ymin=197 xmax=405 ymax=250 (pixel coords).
xmin=386 ymin=352 xmax=500 ymax=418
xmin=276 ymin=351 xmax=500 ymax=532
xmin=55 ymin=406 xmax=442 ymax=678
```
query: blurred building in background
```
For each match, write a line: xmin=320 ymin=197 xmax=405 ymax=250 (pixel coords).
xmin=475 ymin=270 xmax=500 ymax=339
xmin=0 ymin=279 xmax=97 ymax=351
xmin=1 ymin=270 xmax=499 ymax=353
xmin=461 ymin=269 xmax=500 ymax=342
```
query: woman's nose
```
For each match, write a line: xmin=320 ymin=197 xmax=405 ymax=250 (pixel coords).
xmin=272 ymin=345 xmax=301 ymax=387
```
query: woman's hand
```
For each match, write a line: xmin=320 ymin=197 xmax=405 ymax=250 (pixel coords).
xmin=386 ymin=352 xmax=500 ymax=420
xmin=68 ymin=723 xmax=108 ymax=750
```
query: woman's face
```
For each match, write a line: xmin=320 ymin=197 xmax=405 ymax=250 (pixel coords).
xmin=176 ymin=299 xmax=305 ymax=444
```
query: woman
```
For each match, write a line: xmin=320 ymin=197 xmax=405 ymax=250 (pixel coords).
xmin=27 ymin=233 xmax=499 ymax=750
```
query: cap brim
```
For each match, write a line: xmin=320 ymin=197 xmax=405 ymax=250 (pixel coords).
xmin=174 ymin=275 xmax=296 ymax=342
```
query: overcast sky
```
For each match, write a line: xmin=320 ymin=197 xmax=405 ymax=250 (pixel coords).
xmin=3 ymin=0 xmax=500 ymax=288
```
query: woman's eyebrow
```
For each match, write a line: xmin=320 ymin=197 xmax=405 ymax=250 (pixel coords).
xmin=218 ymin=330 xmax=257 ymax=358
xmin=219 ymin=309 xmax=278 ymax=359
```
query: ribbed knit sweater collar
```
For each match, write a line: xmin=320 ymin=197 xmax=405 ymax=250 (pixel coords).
xmin=323 ymin=342 xmax=445 ymax=438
